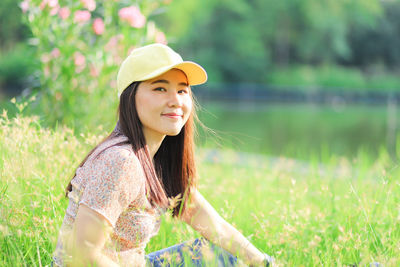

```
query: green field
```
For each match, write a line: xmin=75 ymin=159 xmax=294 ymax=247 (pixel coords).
xmin=1 ymin=109 xmax=399 ymax=266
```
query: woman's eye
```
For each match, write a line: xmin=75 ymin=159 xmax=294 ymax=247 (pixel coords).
xmin=178 ymin=89 xmax=189 ymax=94
xmin=154 ymin=87 xmax=166 ymax=92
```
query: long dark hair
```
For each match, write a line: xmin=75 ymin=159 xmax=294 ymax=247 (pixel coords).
xmin=65 ymin=81 xmax=198 ymax=217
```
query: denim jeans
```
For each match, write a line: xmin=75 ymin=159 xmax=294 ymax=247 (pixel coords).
xmin=50 ymin=238 xmax=238 ymax=267
xmin=145 ymin=238 xmax=238 ymax=267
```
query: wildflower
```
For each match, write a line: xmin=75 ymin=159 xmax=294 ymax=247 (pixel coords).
xmin=40 ymin=0 xmax=58 ymax=10
xmin=49 ymin=4 xmax=59 ymax=16
xmin=105 ymin=35 xmax=121 ymax=51
xmin=155 ymin=30 xmax=167 ymax=45
xmin=74 ymin=52 xmax=86 ymax=73
xmin=74 ymin=52 xmax=85 ymax=66
xmin=92 ymin=18 xmax=104 ymax=35
xmin=89 ymin=64 xmax=99 ymax=77
xmin=118 ymin=6 xmax=146 ymax=28
xmin=19 ymin=0 xmax=30 ymax=13
xmin=51 ymin=48 xmax=60 ymax=58
xmin=39 ymin=0 xmax=47 ymax=10
xmin=0 ymin=225 xmax=10 ymax=236
xmin=74 ymin=10 xmax=91 ymax=24
xmin=168 ymin=193 xmax=182 ymax=210
xmin=58 ymin=7 xmax=70 ymax=20
xmin=40 ymin=53 xmax=51 ymax=63
xmin=39 ymin=0 xmax=59 ymax=15
xmin=48 ymin=0 xmax=58 ymax=8
xmin=81 ymin=0 xmax=96 ymax=11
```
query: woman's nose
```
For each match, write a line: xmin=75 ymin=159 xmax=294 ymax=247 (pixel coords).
xmin=167 ymin=92 xmax=182 ymax=107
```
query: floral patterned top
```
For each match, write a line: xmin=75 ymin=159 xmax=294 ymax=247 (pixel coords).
xmin=53 ymin=135 xmax=165 ymax=267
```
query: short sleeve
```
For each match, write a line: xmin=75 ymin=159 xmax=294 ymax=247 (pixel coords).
xmin=80 ymin=147 xmax=144 ymax=227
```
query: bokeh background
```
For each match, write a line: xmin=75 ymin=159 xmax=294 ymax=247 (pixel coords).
xmin=1 ymin=0 xmax=399 ymax=161
xmin=1 ymin=1 xmax=400 ymax=266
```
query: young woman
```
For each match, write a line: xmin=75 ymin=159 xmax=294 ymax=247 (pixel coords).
xmin=53 ymin=43 xmax=274 ymax=267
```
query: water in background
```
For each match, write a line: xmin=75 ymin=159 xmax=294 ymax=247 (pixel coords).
xmin=196 ymin=101 xmax=399 ymax=161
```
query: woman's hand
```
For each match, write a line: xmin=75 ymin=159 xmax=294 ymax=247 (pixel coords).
xmin=180 ymin=189 xmax=275 ymax=267
xmin=248 ymin=253 xmax=275 ymax=267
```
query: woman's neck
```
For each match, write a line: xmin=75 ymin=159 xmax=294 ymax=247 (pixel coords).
xmin=142 ymin=128 xmax=165 ymax=158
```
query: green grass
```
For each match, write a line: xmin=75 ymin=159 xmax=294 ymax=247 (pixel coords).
xmin=1 ymin=112 xmax=399 ymax=266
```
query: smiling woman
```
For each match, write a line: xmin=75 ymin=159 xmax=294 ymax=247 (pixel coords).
xmin=53 ymin=43 xmax=274 ymax=267
xmin=135 ymin=69 xmax=193 ymax=146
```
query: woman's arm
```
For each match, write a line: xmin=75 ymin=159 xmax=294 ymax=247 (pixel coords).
xmin=64 ymin=204 xmax=120 ymax=267
xmin=180 ymin=189 xmax=270 ymax=266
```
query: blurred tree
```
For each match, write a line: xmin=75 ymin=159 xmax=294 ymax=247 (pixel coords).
xmin=20 ymin=0 xmax=169 ymax=131
xmin=0 ymin=0 xmax=31 ymax=50
xmin=160 ymin=0 xmax=385 ymax=83
xmin=347 ymin=1 xmax=400 ymax=70
xmin=0 ymin=0 xmax=37 ymax=97
xmin=161 ymin=0 xmax=270 ymax=83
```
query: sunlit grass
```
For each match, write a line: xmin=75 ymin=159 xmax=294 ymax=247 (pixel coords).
xmin=1 ymin=111 xmax=399 ymax=266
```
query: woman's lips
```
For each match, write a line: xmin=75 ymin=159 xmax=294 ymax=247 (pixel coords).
xmin=162 ymin=113 xmax=183 ymax=119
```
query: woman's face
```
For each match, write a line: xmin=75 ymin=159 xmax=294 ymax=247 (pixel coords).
xmin=135 ymin=69 xmax=193 ymax=140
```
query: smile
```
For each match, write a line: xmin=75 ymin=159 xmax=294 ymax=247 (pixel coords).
xmin=161 ymin=113 xmax=183 ymax=119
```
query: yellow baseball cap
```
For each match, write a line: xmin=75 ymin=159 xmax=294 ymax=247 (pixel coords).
xmin=117 ymin=43 xmax=208 ymax=97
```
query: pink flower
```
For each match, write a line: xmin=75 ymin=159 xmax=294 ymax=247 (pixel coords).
xmin=155 ymin=30 xmax=167 ymax=45
xmin=118 ymin=6 xmax=146 ymax=28
xmin=20 ymin=0 xmax=30 ymax=13
xmin=74 ymin=52 xmax=86 ymax=73
xmin=44 ymin=65 xmax=50 ymax=78
xmin=58 ymin=7 xmax=70 ymax=20
xmin=48 ymin=0 xmax=58 ymax=8
xmin=39 ymin=0 xmax=47 ymax=10
xmin=105 ymin=35 xmax=122 ymax=51
xmin=50 ymin=5 xmax=59 ymax=16
xmin=40 ymin=0 xmax=58 ymax=10
xmin=92 ymin=18 xmax=104 ymax=35
xmin=74 ymin=52 xmax=86 ymax=66
xmin=81 ymin=0 xmax=96 ymax=11
xmin=89 ymin=64 xmax=99 ymax=77
xmin=50 ymin=48 xmax=60 ymax=58
xmin=41 ymin=53 xmax=51 ymax=63
xmin=74 ymin=10 xmax=91 ymax=24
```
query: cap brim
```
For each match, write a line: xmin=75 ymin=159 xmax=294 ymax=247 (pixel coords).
xmin=139 ymin=61 xmax=208 ymax=86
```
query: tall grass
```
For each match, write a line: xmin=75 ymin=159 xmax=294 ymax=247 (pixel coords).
xmin=1 ymin=110 xmax=399 ymax=266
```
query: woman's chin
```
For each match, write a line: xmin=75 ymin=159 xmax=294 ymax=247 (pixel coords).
xmin=165 ymin=128 xmax=183 ymax=136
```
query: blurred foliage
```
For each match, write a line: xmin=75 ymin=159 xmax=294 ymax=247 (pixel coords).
xmin=347 ymin=1 xmax=400 ymax=69
xmin=1 ymin=0 xmax=400 ymax=131
xmin=0 ymin=0 xmax=36 ymax=98
xmin=18 ymin=0 xmax=169 ymax=131
xmin=0 ymin=0 xmax=31 ymax=50
xmin=0 ymin=43 xmax=39 ymax=96
xmin=268 ymin=65 xmax=400 ymax=92
xmin=160 ymin=0 xmax=400 ymax=85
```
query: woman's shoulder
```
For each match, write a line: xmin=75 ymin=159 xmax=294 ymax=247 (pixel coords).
xmin=88 ymin=135 xmax=132 ymax=160
xmin=96 ymin=143 xmax=140 ymax=168
xmin=85 ymin=144 xmax=146 ymax=190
